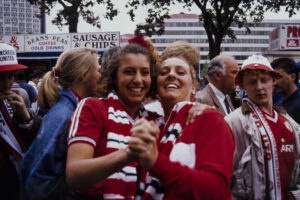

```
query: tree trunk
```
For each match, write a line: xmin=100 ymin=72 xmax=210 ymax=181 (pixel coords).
xmin=208 ymin=35 xmax=222 ymax=59
xmin=68 ymin=12 xmax=79 ymax=33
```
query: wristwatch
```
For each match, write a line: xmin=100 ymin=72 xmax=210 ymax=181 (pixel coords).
xmin=19 ymin=111 xmax=35 ymax=129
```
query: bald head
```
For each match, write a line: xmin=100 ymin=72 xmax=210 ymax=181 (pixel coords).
xmin=207 ymin=55 xmax=238 ymax=76
xmin=207 ymin=55 xmax=239 ymax=94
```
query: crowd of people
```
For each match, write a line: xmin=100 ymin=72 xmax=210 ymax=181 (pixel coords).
xmin=1 ymin=34 xmax=300 ymax=200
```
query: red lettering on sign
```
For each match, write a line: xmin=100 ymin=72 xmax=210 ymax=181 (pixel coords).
xmin=287 ymin=26 xmax=300 ymax=38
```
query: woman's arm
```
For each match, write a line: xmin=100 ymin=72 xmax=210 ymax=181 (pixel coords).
xmin=66 ymin=143 xmax=134 ymax=189
xmin=66 ymin=98 xmax=137 ymax=189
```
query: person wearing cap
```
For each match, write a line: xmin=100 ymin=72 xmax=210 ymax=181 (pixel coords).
xmin=225 ymin=54 xmax=300 ymax=199
xmin=0 ymin=43 xmax=41 ymax=199
xmin=197 ymin=54 xmax=239 ymax=116
xmin=271 ymin=57 xmax=300 ymax=125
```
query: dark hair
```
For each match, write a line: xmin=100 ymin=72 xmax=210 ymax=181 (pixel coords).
xmin=98 ymin=43 xmax=154 ymax=97
xmin=100 ymin=46 xmax=121 ymax=72
xmin=29 ymin=70 xmax=43 ymax=80
xmin=128 ymin=35 xmax=159 ymax=68
xmin=271 ymin=57 xmax=298 ymax=85
xmin=14 ymin=70 xmax=26 ymax=81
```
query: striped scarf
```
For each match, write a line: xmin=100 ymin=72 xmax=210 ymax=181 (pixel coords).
xmin=103 ymin=92 xmax=164 ymax=199
xmin=243 ymin=98 xmax=282 ymax=199
xmin=0 ymin=99 xmax=28 ymax=160
xmin=136 ymin=102 xmax=194 ymax=200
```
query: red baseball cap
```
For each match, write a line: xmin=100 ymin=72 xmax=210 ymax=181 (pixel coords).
xmin=235 ymin=54 xmax=282 ymax=86
xmin=0 ymin=43 xmax=27 ymax=72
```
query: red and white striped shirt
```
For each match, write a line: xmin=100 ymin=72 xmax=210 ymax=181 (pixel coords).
xmin=68 ymin=92 xmax=164 ymax=199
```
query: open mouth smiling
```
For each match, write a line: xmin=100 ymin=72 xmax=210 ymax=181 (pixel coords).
xmin=165 ymin=83 xmax=179 ymax=89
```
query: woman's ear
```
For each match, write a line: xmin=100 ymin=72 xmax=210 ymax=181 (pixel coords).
xmin=80 ymin=70 xmax=89 ymax=82
xmin=192 ymin=85 xmax=196 ymax=95
xmin=190 ymin=86 xmax=196 ymax=102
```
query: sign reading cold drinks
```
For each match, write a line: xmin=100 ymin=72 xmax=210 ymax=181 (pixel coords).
xmin=270 ymin=25 xmax=300 ymax=50
xmin=0 ymin=32 xmax=120 ymax=52
xmin=25 ymin=34 xmax=70 ymax=52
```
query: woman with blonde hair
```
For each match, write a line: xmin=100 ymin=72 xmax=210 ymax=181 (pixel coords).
xmin=129 ymin=41 xmax=235 ymax=200
xmin=20 ymin=47 xmax=101 ymax=200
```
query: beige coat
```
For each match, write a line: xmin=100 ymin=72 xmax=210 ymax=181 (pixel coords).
xmin=225 ymin=106 xmax=300 ymax=199
xmin=197 ymin=84 xmax=235 ymax=116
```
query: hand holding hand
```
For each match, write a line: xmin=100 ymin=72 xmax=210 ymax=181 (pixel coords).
xmin=128 ymin=118 xmax=160 ymax=169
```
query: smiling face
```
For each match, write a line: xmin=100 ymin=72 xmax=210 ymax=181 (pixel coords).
xmin=157 ymin=57 xmax=195 ymax=108
xmin=116 ymin=53 xmax=151 ymax=113
xmin=241 ymin=70 xmax=275 ymax=111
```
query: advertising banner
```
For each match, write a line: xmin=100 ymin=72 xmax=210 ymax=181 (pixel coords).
xmin=72 ymin=32 xmax=120 ymax=50
xmin=270 ymin=25 xmax=300 ymax=50
xmin=24 ymin=34 xmax=71 ymax=52
xmin=0 ymin=32 xmax=120 ymax=58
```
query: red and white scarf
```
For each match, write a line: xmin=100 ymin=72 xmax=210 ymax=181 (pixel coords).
xmin=137 ymin=102 xmax=194 ymax=200
xmin=244 ymin=98 xmax=282 ymax=199
xmin=105 ymin=92 xmax=165 ymax=199
xmin=0 ymin=99 xmax=30 ymax=174
xmin=0 ymin=99 xmax=27 ymax=159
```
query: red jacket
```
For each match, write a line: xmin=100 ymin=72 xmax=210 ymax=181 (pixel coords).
xmin=141 ymin=102 xmax=235 ymax=200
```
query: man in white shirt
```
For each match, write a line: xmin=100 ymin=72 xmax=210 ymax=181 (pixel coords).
xmin=28 ymin=71 xmax=42 ymax=112
xmin=28 ymin=71 xmax=41 ymax=93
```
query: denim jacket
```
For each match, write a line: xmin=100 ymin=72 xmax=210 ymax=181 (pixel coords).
xmin=225 ymin=106 xmax=300 ymax=200
xmin=20 ymin=89 xmax=78 ymax=200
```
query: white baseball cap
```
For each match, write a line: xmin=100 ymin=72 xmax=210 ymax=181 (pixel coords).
xmin=0 ymin=43 xmax=27 ymax=72
xmin=235 ymin=54 xmax=281 ymax=85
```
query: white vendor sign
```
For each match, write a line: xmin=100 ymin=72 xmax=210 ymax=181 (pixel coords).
xmin=72 ymin=32 xmax=120 ymax=50
xmin=0 ymin=32 xmax=120 ymax=59
xmin=25 ymin=34 xmax=70 ymax=52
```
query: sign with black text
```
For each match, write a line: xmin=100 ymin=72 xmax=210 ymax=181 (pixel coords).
xmin=0 ymin=32 xmax=120 ymax=52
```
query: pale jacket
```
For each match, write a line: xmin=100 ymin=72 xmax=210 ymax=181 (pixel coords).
xmin=197 ymin=84 xmax=235 ymax=116
xmin=225 ymin=106 xmax=300 ymax=200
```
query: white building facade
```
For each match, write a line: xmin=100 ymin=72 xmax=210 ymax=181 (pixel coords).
xmin=145 ymin=13 xmax=299 ymax=65
xmin=0 ymin=0 xmax=41 ymax=35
